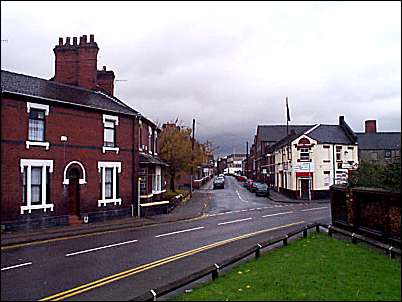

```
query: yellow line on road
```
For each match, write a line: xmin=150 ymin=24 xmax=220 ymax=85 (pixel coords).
xmin=39 ymin=221 xmax=304 ymax=301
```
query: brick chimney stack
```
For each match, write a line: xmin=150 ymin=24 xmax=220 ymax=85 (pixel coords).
xmin=365 ymin=120 xmax=377 ymax=133
xmin=54 ymin=34 xmax=101 ymax=91
xmin=77 ymin=34 xmax=99 ymax=90
xmin=96 ymin=65 xmax=115 ymax=96
xmin=53 ymin=37 xmax=79 ymax=85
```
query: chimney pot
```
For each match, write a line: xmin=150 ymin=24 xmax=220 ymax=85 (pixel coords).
xmin=65 ymin=37 xmax=71 ymax=45
xmin=58 ymin=37 xmax=63 ymax=46
xmin=73 ymin=37 xmax=77 ymax=45
xmin=103 ymin=66 xmax=106 ymax=71
xmin=82 ymin=35 xmax=87 ymax=44
xmin=339 ymin=115 xmax=345 ymax=125
xmin=90 ymin=34 xmax=95 ymax=43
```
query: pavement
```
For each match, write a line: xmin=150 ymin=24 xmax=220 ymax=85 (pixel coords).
xmin=268 ymin=189 xmax=330 ymax=204
xmin=1 ymin=188 xmax=211 ymax=248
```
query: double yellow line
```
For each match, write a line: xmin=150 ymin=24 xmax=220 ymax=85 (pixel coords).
xmin=39 ymin=221 xmax=304 ymax=301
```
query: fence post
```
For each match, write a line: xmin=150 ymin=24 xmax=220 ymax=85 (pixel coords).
xmin=150 ymin=289 xmax=157 ymax=301
xmin=351 ymin=233 xmax=357 ymax=244
xmin=328 ymin=225 xmax=333 ymax=237
xmin=283 ymin=235 xmax=288 ymax=246
xmin=212 ymin=263 xmax=220 ymax=280
xmin=315 ymin=224 xmax=320 ymax=233
xmin=303 ymin=228 xmax=308 ymax=238
xmin=255 ymin=243 xmax=262 ymax=259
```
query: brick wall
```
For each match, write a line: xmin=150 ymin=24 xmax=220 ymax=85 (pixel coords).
xmin=1 ymin=97 xmax=137 ymax=226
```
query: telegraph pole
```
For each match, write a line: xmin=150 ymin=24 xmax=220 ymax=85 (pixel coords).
xmin=246 ymin=141 xmax=249 ymax=178
xmin=190 ymin=118 xmax=195 ymax=197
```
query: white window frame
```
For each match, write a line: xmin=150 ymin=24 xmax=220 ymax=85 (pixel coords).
xmin=154 ymin=130 xmax=158 ymax=155
xmin=102 ymin=114 xmax=119 ymax=154
xmin=26 ymin=102 xmax=50 ymax=150
xmin=152 ymin=166 xmax=163 ymax=194
xmin=98 ymin=161 xmax=122 ymax=207
xmin=148 ymin=126 xmax=153 ymax=154
xmin=20 ymin=159 xmax=54 ymax=214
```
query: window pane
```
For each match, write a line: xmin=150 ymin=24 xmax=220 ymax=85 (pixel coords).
xmin=29 ymin=119 xmax=45 ymax=141
xmin=31 ymin=186 xmax=41 ymax=204
xmin=105 ymin=183 xmax=112 ymax=199
xmin=31 ymin=167 xmax=42 ymax=185
xmin=105 ymin=168 xmax=113 ymax=183
xmin=104 ymin=128 xmax=114 ymax=146
xmin=29 ymin=109 xmax=45 ymax=119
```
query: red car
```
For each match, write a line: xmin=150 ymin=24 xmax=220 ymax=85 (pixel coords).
xmin=245 ymin=179 xmax=254 ymax=190
xmin=236 ymin=175 xmax=247 ymax=182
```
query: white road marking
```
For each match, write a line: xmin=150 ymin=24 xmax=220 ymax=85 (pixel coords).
xmin=65 ymin=239 xmax=138 ymax=257
xmin=262 ymin=211 xmax=294 ymax=218
xmin=155 ymin=227 xmax=205 ymax=238
xmin=1 ymin=262 xmax=32 ymax=271
xmin=236 ymin=190 xmax=248 ymax=203
xmin=301 ymin=206 xmax=328 ymax=212
xmin=218 ymin=217 xmax=253 ymax=226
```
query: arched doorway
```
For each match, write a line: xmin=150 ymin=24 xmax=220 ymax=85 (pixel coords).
xmin=67 ymin=166 xmax=81 ymax=216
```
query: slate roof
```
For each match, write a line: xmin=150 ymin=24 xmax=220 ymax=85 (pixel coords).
xmin=271 ymin=124 xmax=356 ymax=150
xmin=257 ymin=125 xmax=313 ymax=143
xmin=139 ymin=153 xmax=169 ymax=166
xmin=308 ymin=125 xmax=356 ymax=145
xmin=356 ymin=132 xmax=401 ymax=150
xmin=1 ymin=70 xmax=138 ymax=116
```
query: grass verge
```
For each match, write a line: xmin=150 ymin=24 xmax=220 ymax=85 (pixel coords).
xmin=172 ymin=233 xmax=401 ymax=301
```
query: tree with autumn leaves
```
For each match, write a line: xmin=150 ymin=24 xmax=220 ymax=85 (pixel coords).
xmin=159 ymin=122 xmax=214 ymax=192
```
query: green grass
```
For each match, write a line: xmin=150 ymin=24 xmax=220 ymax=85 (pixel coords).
xmin=173 ymin=234 xmax=401 ymax=301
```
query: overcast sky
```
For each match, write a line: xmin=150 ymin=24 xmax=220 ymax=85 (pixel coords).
xmin=2 ymin=1 xmax=401 ymax=157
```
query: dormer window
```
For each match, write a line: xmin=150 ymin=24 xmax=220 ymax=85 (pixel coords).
xmin=102 ymin=114 xmax=119 ymax=153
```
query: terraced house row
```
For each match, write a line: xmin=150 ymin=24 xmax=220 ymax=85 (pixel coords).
xmin=1 ymin=35 xmax=168 ymax=231
xmin=245 ymin=117 xmax=400 ymax=200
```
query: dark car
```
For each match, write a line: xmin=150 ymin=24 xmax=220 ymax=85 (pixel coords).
xmin=255 ymin=183 xmax=270 ymax=197
xmin=213 ymin=176 xmax=225 ymax=189
xmin=250 ymin=181 xmax=262 ymax=193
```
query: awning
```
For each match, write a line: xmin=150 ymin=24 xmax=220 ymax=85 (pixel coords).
xmin=139 ymin=153 xmax=169 ymax=166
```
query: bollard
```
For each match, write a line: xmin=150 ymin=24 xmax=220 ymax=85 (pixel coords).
xmin=389 ymin=246 xmax=395 ymax=259
xmin=315 ymin=225 xmax=320 ymax=233
xmin=283 ymin=235 xmax=288 ymax=246
xmin=255 ymin=243 xmax=262 ymax=259
xmin=150 ymin=289 xmax=157 ymax=301
xmin=351 ymin=233 xmax=357 ymax=244
xmin=328 ymin=225 xmax=333 ymax=237
xmin=212 ymin=263 xmax=220 ymax=280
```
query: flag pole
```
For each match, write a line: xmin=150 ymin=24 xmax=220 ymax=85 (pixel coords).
xmin=286 ymin=96 xmax=289 ymax=136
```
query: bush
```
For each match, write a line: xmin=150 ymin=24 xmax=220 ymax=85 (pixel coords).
xmin=348 ymin=160 xmax=401 ymax=191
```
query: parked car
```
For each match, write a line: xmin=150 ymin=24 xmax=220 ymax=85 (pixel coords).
xmin=245 ymin=179 xmax=254 ymax=190
xmin=236 ymin=175 xmax=247 ymax=182
xmin=251 ymin=181 xmax=262 ymax=193
xmin=255 ymin=183 xmax=270 ymax=197
xmin=213 ymin=176 xmax=225 ymax=189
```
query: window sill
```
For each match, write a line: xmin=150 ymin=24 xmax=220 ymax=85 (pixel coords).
xmin=26 ymin=141 xmax=50 ymax=150
xmin=20 ymin=203 xmax=54 ymax=214
xmin=98 ymin=198 xmax=121 ymax=207
xmin=152 ymin=189 xmax=166 ymax=195
xmin=102 ymin=146 xmax=120 ymax=154
xmin=140 ymin=193 xmax=154 ymax=199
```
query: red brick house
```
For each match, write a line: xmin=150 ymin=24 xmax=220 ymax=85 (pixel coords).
xmin=1 ymin=35 xmax=167 ymax=231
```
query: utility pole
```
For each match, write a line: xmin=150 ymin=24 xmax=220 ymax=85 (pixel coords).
xmin=190 ymin=118 xmax=195 ymax=197
xmin=246 ymin=141 xmax=249 ymax=178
